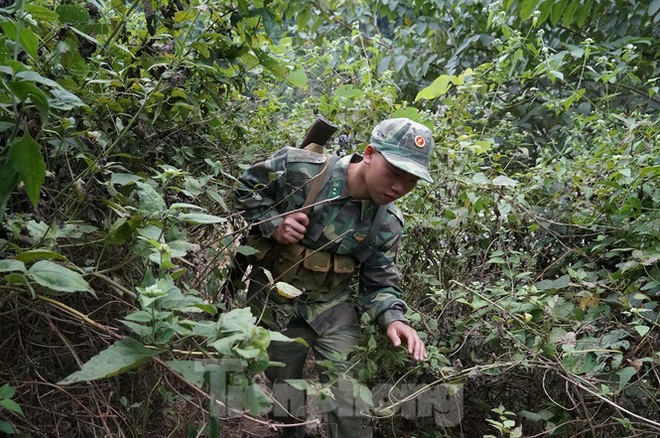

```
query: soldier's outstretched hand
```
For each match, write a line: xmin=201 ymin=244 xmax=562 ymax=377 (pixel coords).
xmin=386 ymin=320 xmax=427 ymax=362
xmin=273 ymin=212 xmax=309 ymax=244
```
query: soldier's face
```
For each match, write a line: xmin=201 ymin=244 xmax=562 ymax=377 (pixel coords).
xmin=365 ymin=149 xmax=419 ymax=204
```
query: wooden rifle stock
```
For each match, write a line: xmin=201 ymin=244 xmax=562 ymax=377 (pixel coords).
xmin=300 ymin=116 xmax=338 ymax=148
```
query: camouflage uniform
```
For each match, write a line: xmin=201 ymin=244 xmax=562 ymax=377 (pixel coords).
xmin=234 ymin=118 xmax=434 ymax=438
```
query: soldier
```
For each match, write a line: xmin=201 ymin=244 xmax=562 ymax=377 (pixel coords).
xmin=234 ymin=118 xmax=432 ymax=437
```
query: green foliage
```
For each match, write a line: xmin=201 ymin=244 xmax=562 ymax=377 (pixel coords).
xmin=0 ymin=0 xmax=658 ymax=436
xmin=59 ymin=338 xmax=163 ymax=384
xmin=0 ymin=384 xmax=23 ymax=435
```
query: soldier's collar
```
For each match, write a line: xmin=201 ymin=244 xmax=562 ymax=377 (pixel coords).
xmin=326 ymin=155 xmax=353 ymax=198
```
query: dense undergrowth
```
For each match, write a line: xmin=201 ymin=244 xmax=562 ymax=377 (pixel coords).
xmin=1 ymin=0 xmax=658 ymax=437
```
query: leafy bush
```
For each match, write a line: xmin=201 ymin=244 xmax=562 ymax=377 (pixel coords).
xmin=1 ymin=0 xmax=658 ymax=436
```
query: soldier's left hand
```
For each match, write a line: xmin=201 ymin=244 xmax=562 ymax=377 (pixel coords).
xmin=386 ymin=321 xmax=427 ymax=361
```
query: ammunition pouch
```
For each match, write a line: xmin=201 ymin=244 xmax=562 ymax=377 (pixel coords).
xmin=246 ymin=235 xmax=356 ymax=301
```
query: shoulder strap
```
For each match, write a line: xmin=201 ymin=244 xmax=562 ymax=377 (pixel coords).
xmin=350 ymin=203 xmax=390 ymax=262
xmin=364 ymin=204 xmax=389 ymax=247
xmin=301 ymin=153 xmax=338 ymax=214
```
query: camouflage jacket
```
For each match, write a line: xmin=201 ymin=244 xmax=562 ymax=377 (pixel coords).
xmin=234 ymin=146 xmax=409 ymax=330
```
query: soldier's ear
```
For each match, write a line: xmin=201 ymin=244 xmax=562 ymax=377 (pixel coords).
xmin=364 ymin=145 xmax=377 ymax=163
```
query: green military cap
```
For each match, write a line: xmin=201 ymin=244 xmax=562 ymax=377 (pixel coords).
xmin=370 ymin=118 xmax=434 ymax=183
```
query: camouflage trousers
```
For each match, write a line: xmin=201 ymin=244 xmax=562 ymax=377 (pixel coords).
xmin=246 ymin=270 xmax=372 ymax=438
xmin=265 ymin=315 xmax=372 ymax=438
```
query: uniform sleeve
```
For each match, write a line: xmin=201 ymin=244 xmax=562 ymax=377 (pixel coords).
xmin=233 ymin=148 xmax=291 ymax=238
xmin=358 ymin=225 xmax=409 ymax=330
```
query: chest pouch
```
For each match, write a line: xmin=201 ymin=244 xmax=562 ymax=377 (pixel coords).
xmin=272 ymin=243 xmax=306 ymax=283
xmin=300 ymin=248 xmax=356 ymax=296
xmin=246 ymin=234 xmax=274 ymax=261
xmin=267 ymin=244 xmax=356 ymax=299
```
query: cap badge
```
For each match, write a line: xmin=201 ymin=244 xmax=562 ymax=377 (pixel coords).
xmin=414 ymin=135 xmax=426 ymax=148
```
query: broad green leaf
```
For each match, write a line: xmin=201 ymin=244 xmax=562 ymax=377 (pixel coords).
xmin=177 ymin=213 xmax=227 ymax=224
xmin=106 ymin=218 xmax=134 ymax=244
xmin=492 ymin=175 xmax=519 ymax=187
xmin=217 ymin=307 xmax=258 ymax=334
xmin=519 ymin=409 xmax=554 ymax=422
xmin=14 ymin=71 xmax=61 ymax=88
xmin=236 ymin=245 xmax=259 ymax=256
xmin=415 ymin=75 xmax=451 ymax=101
xmin=3 ymin=273 xmax=30 ymax=287
xmin=25 ymin=4 xmax=60 ymax=21
xmin=287 ymin=69 xmax=308 ymax=89
xmin=634 ymin=325 xmax=650 ymax=337
xmin=136 ymin=182 xmax=166 ymax=212
xmin=166 ymin=360 xmax=205 ymax=388
xmin=174 ymin=10 xmax=197 ymax=22
xmin=275 ymin=281 xmax=303 ymax=298
xmin=471 ymin=173 xmax=491 ymax=185
xmin=189 ymin=303 xmax=218 ymax=315
xmin=0 ymin=259 xmax=26 ymax=273
xmin=537 ymin=0 xmax=555 ymax=26
xmin=355 ymin=381 xmax=373 ymax=407
xmin=284 ymin=379 xmax=310 ymax=391
xmin=600 ymin=330 xmax=630 ymax=350
xmin=472 ymin=140 xmax=493 ymax=154
xmin=7 ymin=81 xmax=50 ymax=123
xmin=391 ymin=107 xmax=422 ymax=121
xmin=548 ymin=70 xmax=564 ymax=81
xmin=119 ymin=320 xmax=152 ymax=337
xmin=0 ymin=384 xmax=16 ymax=399
xmin=8 ymin=135 xmax=46 ymax=207
xmin=0 ymin=122 xmax=14 ymax=132
xmin=0 ymin=421 xmax=16 ymax=434
xmin=575 ymin=0 xmax=592 ymax=27
xmin=245 ymin=383 xmax=271 ymax=415
xmin=561 ymin=0 xmax=580 ymax=27
xmin=251 ymin=47 xmax=286 ymax=78
xmin=122 ymin=310 xmax=154 ymax=323
xmin=536 ymin=275 xmax=571 ymax=290
xmin=137 ymin=225 xmax=163 ymax=241
xmin=650 ymin=0 xmax=660 ymax=16
xmin=296 ymin=9 xmax=312 ymax=29
xmin=234 ymin=346 xmax=260 ymax=359
xmin=0 ymin=399 xmax=23 ymax=416
xmin=503 ymin=0 xmax=516 ymax=9
xmin=58 ymin=338 xmax=162 ymax=384
xmin=49 ymin=88 xmax=87 ymax=110
xmin=521 ymin=0 xmax=541 ymax=19
xmin=0 ymin=22 xmax=39 ymax=59
xmin=27 ymin=260 xmax=91 ymax=293
xmin=550 ymin=0 xmax=569 ymax=26
xmin=617 ymin=367 xmax=636 ymax=390
xmin=268 ymin=331 xmax=294 ymax=343
xmin=334 ymin=85 xmax=363 ymax=99
xmin=110 ymin=173 xmax=142 ymax=186
xmin=55 ymin=4 xmax=90 ymax=25
xmin=210 ymin=333 xmax=244 ymax=355
xmin=393 ymin=54 xmax=407 ymax=72
xmin=15 ymin=249 xmax=67 ymax=263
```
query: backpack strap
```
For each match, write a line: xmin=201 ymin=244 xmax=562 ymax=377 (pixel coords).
xmin=363 ymin=203 xmax=389 ymax=247
xmin=301 ymin=153 xmax=339 ymax=214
